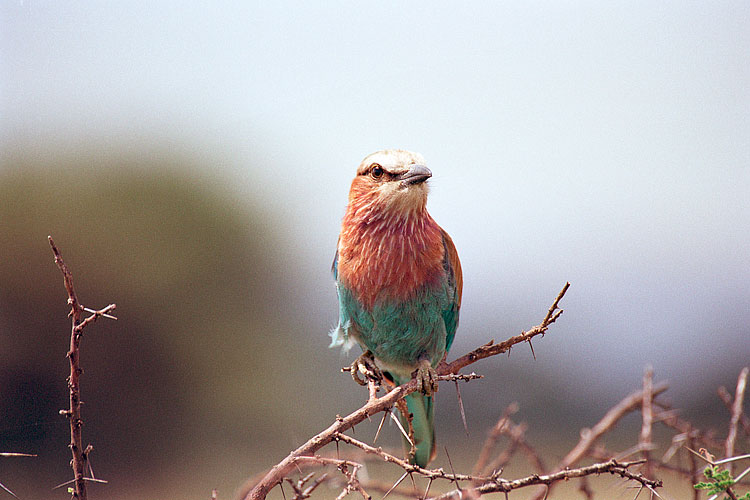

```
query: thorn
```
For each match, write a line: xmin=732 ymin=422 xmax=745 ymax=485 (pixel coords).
xmin=630 ymin=484 xmax=644 ymax=500
xmin=390 ymin=410 xmax=414 ymax=446
xmin=455 ymin=380 xmax=469 ymax=436
xmin=423 ymin=478 xmax=433 ymax=500
xmin=382 ymin=471 xmax=408 ymax=500
xmin=445 ymin=446 xmax=459 ymax=488
xmin=51 ymin=477 xmax=107 ymax=490
xmin=0 ymin=480 xmax=19 ymax=499
xmin=408 ymin=472 xmax=417 ymax=494
xmin=714 ymin=453 xmax=750 ymax=465
xmin=374 ymin=411 xmax=388 ymax=443
xmin=528 ymin=339 xmax=536 ymax=360
xmin=82 ymin=307 xmax=117 ymax=320
xmin=52 ymin=478 xmax=76 ymax=490
xmin=647 ymin=485 xmax=665 ymax=500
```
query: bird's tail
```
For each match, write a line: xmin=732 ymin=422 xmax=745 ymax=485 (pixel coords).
xmin=398 ymin=391 xmax=435 ymax=467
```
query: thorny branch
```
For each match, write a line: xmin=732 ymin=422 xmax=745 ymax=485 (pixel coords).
xmin=49 ymin=237 xmax=116 ymax=500
xmin=525 ymin=380 xmax=669 ymax=500
xmin=431 ymin=459 xmax=660 ymax=500
xmin=242 ymin=279 xmax=748 ymax=500
xmin=242 ymin=283 xmax=570 ymax=500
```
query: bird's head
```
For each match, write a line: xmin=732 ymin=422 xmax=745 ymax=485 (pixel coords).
xmin=347 ymin=149 xmax=432 ymax=219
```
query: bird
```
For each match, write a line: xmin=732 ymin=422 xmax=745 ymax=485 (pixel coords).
xmin=330 ymin=149 xmax=462 ymax=467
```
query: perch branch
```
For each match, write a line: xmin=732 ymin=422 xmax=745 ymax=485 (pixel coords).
xmin=441 ymin=282 xmax=569 ymax=375
xmin=242 ymin=283 xmax=570 ymax=500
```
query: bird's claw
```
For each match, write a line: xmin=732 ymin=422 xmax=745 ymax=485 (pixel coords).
xmin=414 ymin=359 xmax=439 ymax=395
xmin=349 ymin=350 xmax=384 ymax=386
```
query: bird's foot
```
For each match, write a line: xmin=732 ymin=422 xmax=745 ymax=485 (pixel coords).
xmin=413 ymin=359 xmax=439 ymax=395
xmin=348 ymin=350 xmax=384 ymax=386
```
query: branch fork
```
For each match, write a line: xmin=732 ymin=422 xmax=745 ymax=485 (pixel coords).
xmin=49 ymin=237 xmax=116 ymax=500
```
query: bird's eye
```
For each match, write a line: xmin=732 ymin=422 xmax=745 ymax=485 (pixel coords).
xmin=370 ymin=164 xmax=384 ymax=179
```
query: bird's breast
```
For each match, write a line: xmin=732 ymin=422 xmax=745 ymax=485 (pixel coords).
xmin=337 ymin=214 xmax=445 ymax=309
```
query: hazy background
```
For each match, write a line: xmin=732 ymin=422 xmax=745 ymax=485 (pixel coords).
xmin=1 ymin=1 xmax=748 ymax=499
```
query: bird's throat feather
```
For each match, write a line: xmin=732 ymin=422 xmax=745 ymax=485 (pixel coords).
xmin=338 ymin=193 xmax=445 ymax=309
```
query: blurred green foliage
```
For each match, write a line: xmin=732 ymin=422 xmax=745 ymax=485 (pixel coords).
xmin=0 ymin=149 xmax=313 ymax=499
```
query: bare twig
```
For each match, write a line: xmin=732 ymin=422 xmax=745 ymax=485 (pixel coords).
xmin=726 ymin=367 xmax=749 ymax=474
xmin=529 ymin=381 xmax=668 ymax=500
xmin=49 ymin=236 xmax=116 ymax=500
xmin=473 ymin=403 xmax=518 ymax=476
xmin=334 ymin=432 xmax=493 ymax=484
xmin=655 ymin=401 xmax=724 ymax=450
xmin=719 ymin=386 xmax=750 ymax=437
xmin=640 ymin=365 xmax=654 ymax=478
xmin=430 ymin=459 xmax=660 ymax=499
xmin=559 ymin=382 xmax=668 ymax=469
xmin=242 ymin=283 xmax=570 ymax=500
xmin=505 ymin=421 xmax=545 ymax=474
xmin=0 ymin=481 xmax=19 ymax=499
xmin=441 ymin=282 xmax=569 ymax=376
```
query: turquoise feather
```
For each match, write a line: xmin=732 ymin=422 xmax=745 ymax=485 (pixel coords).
xmin=332 ymin=241 xmax=459 ymax=467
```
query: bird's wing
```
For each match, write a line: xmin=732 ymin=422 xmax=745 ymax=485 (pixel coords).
xmin=440 ymin=229 xmax=462 ymax=352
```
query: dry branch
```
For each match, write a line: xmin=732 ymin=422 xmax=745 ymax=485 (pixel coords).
xmin=528 ymin=379 xmax=668 ymax=500
xmin=558 ymin=382 xmax=668 ymax=470
xmin=472 ymin=403 xmax=518 ymax=476
xmin=719 ymin=386 xmax=750 ymax=438
xmin=49 ymin=237 xmax=116 ymax=500
xmin=431 ymin=459 xmax=660 ymax=500
xmin=725 ymin=367 xmax=749 ymax=474
xmin=241 ymin=283 xmax=570 ymax=500
xmin=640 ymin=365 xmax=654 ymax=478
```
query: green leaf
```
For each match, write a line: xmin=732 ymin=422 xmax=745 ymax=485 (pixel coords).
xmin=693 ymin=465 xmax=737 ymax=495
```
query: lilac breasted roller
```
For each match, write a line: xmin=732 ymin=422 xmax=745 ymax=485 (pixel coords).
xmin=330 ymin=149 xmax=463 ymax=467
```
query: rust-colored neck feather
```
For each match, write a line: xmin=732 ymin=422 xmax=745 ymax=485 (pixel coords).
xmin=337 ymin=181 xmax=444 ymax=309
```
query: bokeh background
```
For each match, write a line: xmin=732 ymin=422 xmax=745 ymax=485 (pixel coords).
xmin=1 ymin=2 xmax=748 ymax=499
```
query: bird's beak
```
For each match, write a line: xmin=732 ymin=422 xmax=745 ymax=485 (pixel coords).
xmin=399 ymin=165 xmax=432 ymax=186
